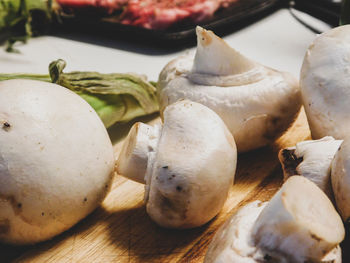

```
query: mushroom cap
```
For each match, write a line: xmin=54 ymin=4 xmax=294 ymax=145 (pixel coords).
xmin=158 ymin=27 xmax=300 ymax=152
xmin=300 ymin=25 xmax=350 ymax=139
xmin=145 ymin=100 xmax=237 ymax=228
xmin=278 ymin=136 xmax=342 ymax=199
xmin=331 ymin=138 xmax=350 ymax=221
xmin=253 ymin=176 xmax=344 ymax=262
xmin=0 ymin=79 xmax=115 ymax=245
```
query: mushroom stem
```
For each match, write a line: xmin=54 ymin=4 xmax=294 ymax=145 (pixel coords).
xmin=192 ymin=26 xmax=256 ymax=76
xmin=116 ymin=122 xmax=161 ymax=184
xmin=252 ymin=176 xmax=344 ymax=262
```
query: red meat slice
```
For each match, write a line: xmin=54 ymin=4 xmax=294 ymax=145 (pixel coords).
xmin=120 ymin=0 xmax=223 ymax=30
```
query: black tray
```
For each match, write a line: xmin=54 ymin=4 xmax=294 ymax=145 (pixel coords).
xmin=55 ymin=0 xmax=281 ymax=46
xmin=292 ymin=0 xmax=341 ymax=26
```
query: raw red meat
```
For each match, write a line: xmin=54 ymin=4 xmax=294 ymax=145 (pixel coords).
xmin=57 ymin=0 xmax=238 ymax=30
xmin=120 ymin=0 xmax=223 ymax=30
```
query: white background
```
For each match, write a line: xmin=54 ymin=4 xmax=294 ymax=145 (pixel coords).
xmin=0 ymin=9 xmax=331 ymax=81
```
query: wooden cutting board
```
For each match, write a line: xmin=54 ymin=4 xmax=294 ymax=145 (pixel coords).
xmin=1 ymin=109 xmax=348 ymax=262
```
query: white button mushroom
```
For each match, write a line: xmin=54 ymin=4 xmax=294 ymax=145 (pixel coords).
xmin=278 ymin=136 xmax=342 ymax=199
xmin=205 ymin=176 xmax=344 ymax=263
xmin=158 ymin=26 xmax=300 ymax=152
xmin=0 ymin=79 xmax=115 ymax=245
xmin=300 ymin=25 xmax=350 ymax=140
xmin=331 ymin=139 xmax=350 ymax=222
xmin=116 ymin=100 xmax=237 ymax=228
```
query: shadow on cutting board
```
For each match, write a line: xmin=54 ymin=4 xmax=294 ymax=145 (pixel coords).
xmin=103 ymin=206 xmax=211 ymax=262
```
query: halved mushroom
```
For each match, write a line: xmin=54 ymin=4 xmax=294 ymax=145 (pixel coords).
xmin=331 ymin=138 xmax=350 ymax=222
xmin=116 ymin=100 xmax=237 ymax=228
xmin=278 ymin=136 xmax=342 ymax=199
xmin=300 ymin=25 xmax=350 ymax=139
xmin=158 ymin=26 xmax=300 ymax=152
xmin=205 ymin=176 xmax=344 ymax=263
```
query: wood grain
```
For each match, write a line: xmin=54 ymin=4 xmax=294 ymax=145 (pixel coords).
xmin=2 ymin=109 xmax=347 ymax=263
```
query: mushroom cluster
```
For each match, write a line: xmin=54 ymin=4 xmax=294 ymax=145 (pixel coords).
xmin=117 ymin=100 xmax=237 ymax=228
xmin=2 ymin=22 xmax=349 ymax=263
xmin=205 ymin=25 xmax=350 ymax=263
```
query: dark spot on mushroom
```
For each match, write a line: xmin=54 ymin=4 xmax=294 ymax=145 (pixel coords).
xmin=310 ymin=233 xmax=321 ymax=242
xmin=2 ymin=121 xmax=11 ymax=131
xmin=41 ymin=212 xmax=45 ymax=216
xmin=168 ymin=177 xmax=172 ymax=180
xmin=172 ymin=174 xmax=176 ymax=178
xmin=162 ymin=166 xmax=168 ymax=169
xmin=156 ymin=191 xmax=188 ymax=221
xmin=176 ymin=186 xmax=182 ymax=192
xmin=264 ymin=114 xmax=291 ymax=140
xmin=158 ymin=195 xmax=175 ymax=219
xmin=105 ymin=184 xmax=108 ymax=189
xmin=264 ymin=254 xmax=272 ymax=261
xmin=83 ymin=197 xmax=87 ymax=202
xmin=271 ymin=117 xmax=280 ymax=126
xmin=0 ymin=195 xmax=22 ymax=215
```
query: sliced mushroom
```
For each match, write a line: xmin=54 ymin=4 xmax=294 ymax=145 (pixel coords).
xmin=205 ymin=176 xmax=344 ymax=263
xmin=300 ymin=25 xmax=350 ymax=139
xmin=331 ymin=138 xmax=350 ymax=222
xmin=116 ymin=100 xmax=237 ymax=228
xmin=158 ymin=26 xmax=300 ymax=152
xmin=278 ymin=136 xmax=342 ymax=199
